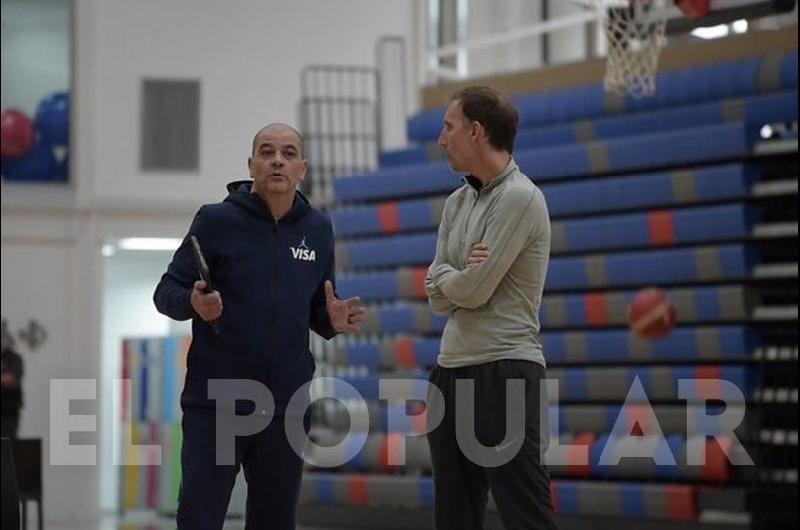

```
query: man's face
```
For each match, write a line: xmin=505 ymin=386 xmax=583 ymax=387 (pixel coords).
xmin=248 ymin=125 xmax=307 ymax=195
xmin=438 ymin=100 xmax=474 ymax=173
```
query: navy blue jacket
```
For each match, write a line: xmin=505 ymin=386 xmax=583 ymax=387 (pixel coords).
xmin=153 ymin=181 xmax=336 ymax=412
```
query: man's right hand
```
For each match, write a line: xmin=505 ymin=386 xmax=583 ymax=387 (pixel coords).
xmin=191 ymin=280 xmax=223 ymax=321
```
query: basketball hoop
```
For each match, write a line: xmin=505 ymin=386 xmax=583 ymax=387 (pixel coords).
xmin=587 ymin=0 xmax=671 ymax=98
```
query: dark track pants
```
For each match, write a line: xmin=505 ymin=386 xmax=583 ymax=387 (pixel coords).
xmin=176 ymin=407 xmax=308 ymax=530
xmin=427 ymin=360 xmax=558 ymax=530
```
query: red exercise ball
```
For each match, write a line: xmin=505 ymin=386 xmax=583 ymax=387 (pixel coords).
xmin=1 ymin=109 xmax=35 ymax=158
xmin=627 ymin=287 xmax=677 ymax=340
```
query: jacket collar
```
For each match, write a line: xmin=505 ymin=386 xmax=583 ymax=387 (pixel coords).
xmin=223 ymin=180 xmax=311 ymax=222
xmin=462 ymin=157 xmax=517 ymax=193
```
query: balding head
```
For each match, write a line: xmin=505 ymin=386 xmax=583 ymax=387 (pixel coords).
xmin=251 ymin=123 xmax=305 ymax=157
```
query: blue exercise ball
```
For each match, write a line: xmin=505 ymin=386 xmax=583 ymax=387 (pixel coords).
xmin=1 ymin=138 xmax=57 ymax=182
xmin=35 ymin=91 xmax=70 ymax=146
xmin=53 ymin=152 xmax=69 ymax=181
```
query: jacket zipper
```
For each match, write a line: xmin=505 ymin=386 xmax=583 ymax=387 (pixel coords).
xmin=463 ymin=189 xmax=481 ymax=264
xmin=271 ymin=219 xmax=280 ymax=345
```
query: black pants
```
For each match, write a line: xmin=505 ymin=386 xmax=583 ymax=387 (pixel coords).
xmin=427 ymin=360 xmax=558 ymax=530
xmin=176 ymin=407 xmax=308 ymax=530
xmin=1 ymin=437 xmax=20 ymax=530
xmin=0 ymin=414 xmax=19 ymax=439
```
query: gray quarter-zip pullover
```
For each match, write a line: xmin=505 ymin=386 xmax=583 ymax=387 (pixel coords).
xmin=425 ymin=158 xmax=551 ymax=368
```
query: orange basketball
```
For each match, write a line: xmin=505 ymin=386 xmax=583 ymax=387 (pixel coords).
xmin=627 ymin=287 xmax=677 ymax=340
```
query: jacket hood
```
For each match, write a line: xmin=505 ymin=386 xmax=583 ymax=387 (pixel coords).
xmin=224 ymin=180 xmax=311 ymax=222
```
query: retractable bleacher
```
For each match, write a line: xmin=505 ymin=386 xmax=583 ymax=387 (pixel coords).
xmin=298 ymin=41 xmax=798 ymax=530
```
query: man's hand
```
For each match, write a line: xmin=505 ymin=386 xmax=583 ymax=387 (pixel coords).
xmin=466 ymin=243 xmax=490 ymax=269
xmin=325 ymin=280 xmax=366 ymax=333
xmin=191 ymin=280 xmax=223 ymax=322
xmin=1 ymin=372 xmax=18 ymax=388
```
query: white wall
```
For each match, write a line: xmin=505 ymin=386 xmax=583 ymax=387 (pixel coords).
xmin=1 ymin=199 xmax=205 ymax=527
xmin=80 ymin=0 xmax=418 ymax=209
xmin=0 ymin=240 xmax=74 ymax=440
xmin=1 ymin=210 xmax=103 ymax=527
xmin=0 ymin=0 xmax=71 ymax=115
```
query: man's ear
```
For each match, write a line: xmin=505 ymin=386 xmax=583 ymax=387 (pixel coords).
xmin=470 ymin=121 xmax=483 ymax=143
xmin=299 ymin=159 xmax=309 ymax=182
xmin=247 ymin=156 xmax=254 ymax=179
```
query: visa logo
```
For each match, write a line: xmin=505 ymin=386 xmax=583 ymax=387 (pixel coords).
xmin=290 ymin=247 xmax=316 ymax=261
xmin=290 ymin=237 xmax=316 ymax=262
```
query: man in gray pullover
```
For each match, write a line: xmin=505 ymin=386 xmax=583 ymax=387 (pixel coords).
xmin=425 ymin=86 xmax=558 ymax=530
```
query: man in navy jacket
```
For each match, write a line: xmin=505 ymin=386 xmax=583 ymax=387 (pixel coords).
xmin=154 ymin=123 xmax=364 ymax=530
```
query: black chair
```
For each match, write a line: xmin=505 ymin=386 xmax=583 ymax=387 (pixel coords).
xmin=12 ymin=439 xmax=41 ymax=530
xmin=1 ymin=437 xmax=20 ymax=530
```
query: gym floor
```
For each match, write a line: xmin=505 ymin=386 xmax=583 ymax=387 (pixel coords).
xmin=45 ymin=520 xmax=333 ymax=530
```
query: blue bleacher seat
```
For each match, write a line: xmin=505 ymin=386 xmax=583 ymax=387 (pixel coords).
xmin=331 ymin=164 xmax=757 ymax=236
xmin=334 ymin=321 xmax=755 ymax=365
xmin=338 ymin=204 xmax=755 ymax=269
xmin=382 ymin=90 xmax=796 ymax=168
xmin=543 ymin=326 xmax=755 ymax=364
xmin=403 ymin=51 xmax=795 ymax=143
xmin=780 ymin=49 xmax=798 ymax=88
xmin=338 ymin=244 xmax=758 ymax=300
xmin=339 ymin=121 xmax=761 ymax=204
xmin=331 ymin=365 xmax=754 ymax=403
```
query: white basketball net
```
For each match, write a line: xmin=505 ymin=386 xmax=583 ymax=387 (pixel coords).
xmin=590 ymin=0 xmax=669 ymax=97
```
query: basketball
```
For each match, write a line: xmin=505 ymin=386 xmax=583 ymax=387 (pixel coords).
xmin=627 ymin=287 xmax=677 ymax=339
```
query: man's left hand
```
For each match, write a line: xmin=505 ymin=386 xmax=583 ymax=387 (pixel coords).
xmin=1 ymin=372 xmax=18 ymax=388
xmin=325 ymin=280 xmax=366 ymax=333
xmin=466 ymin=243 xmax=490 ymax=269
